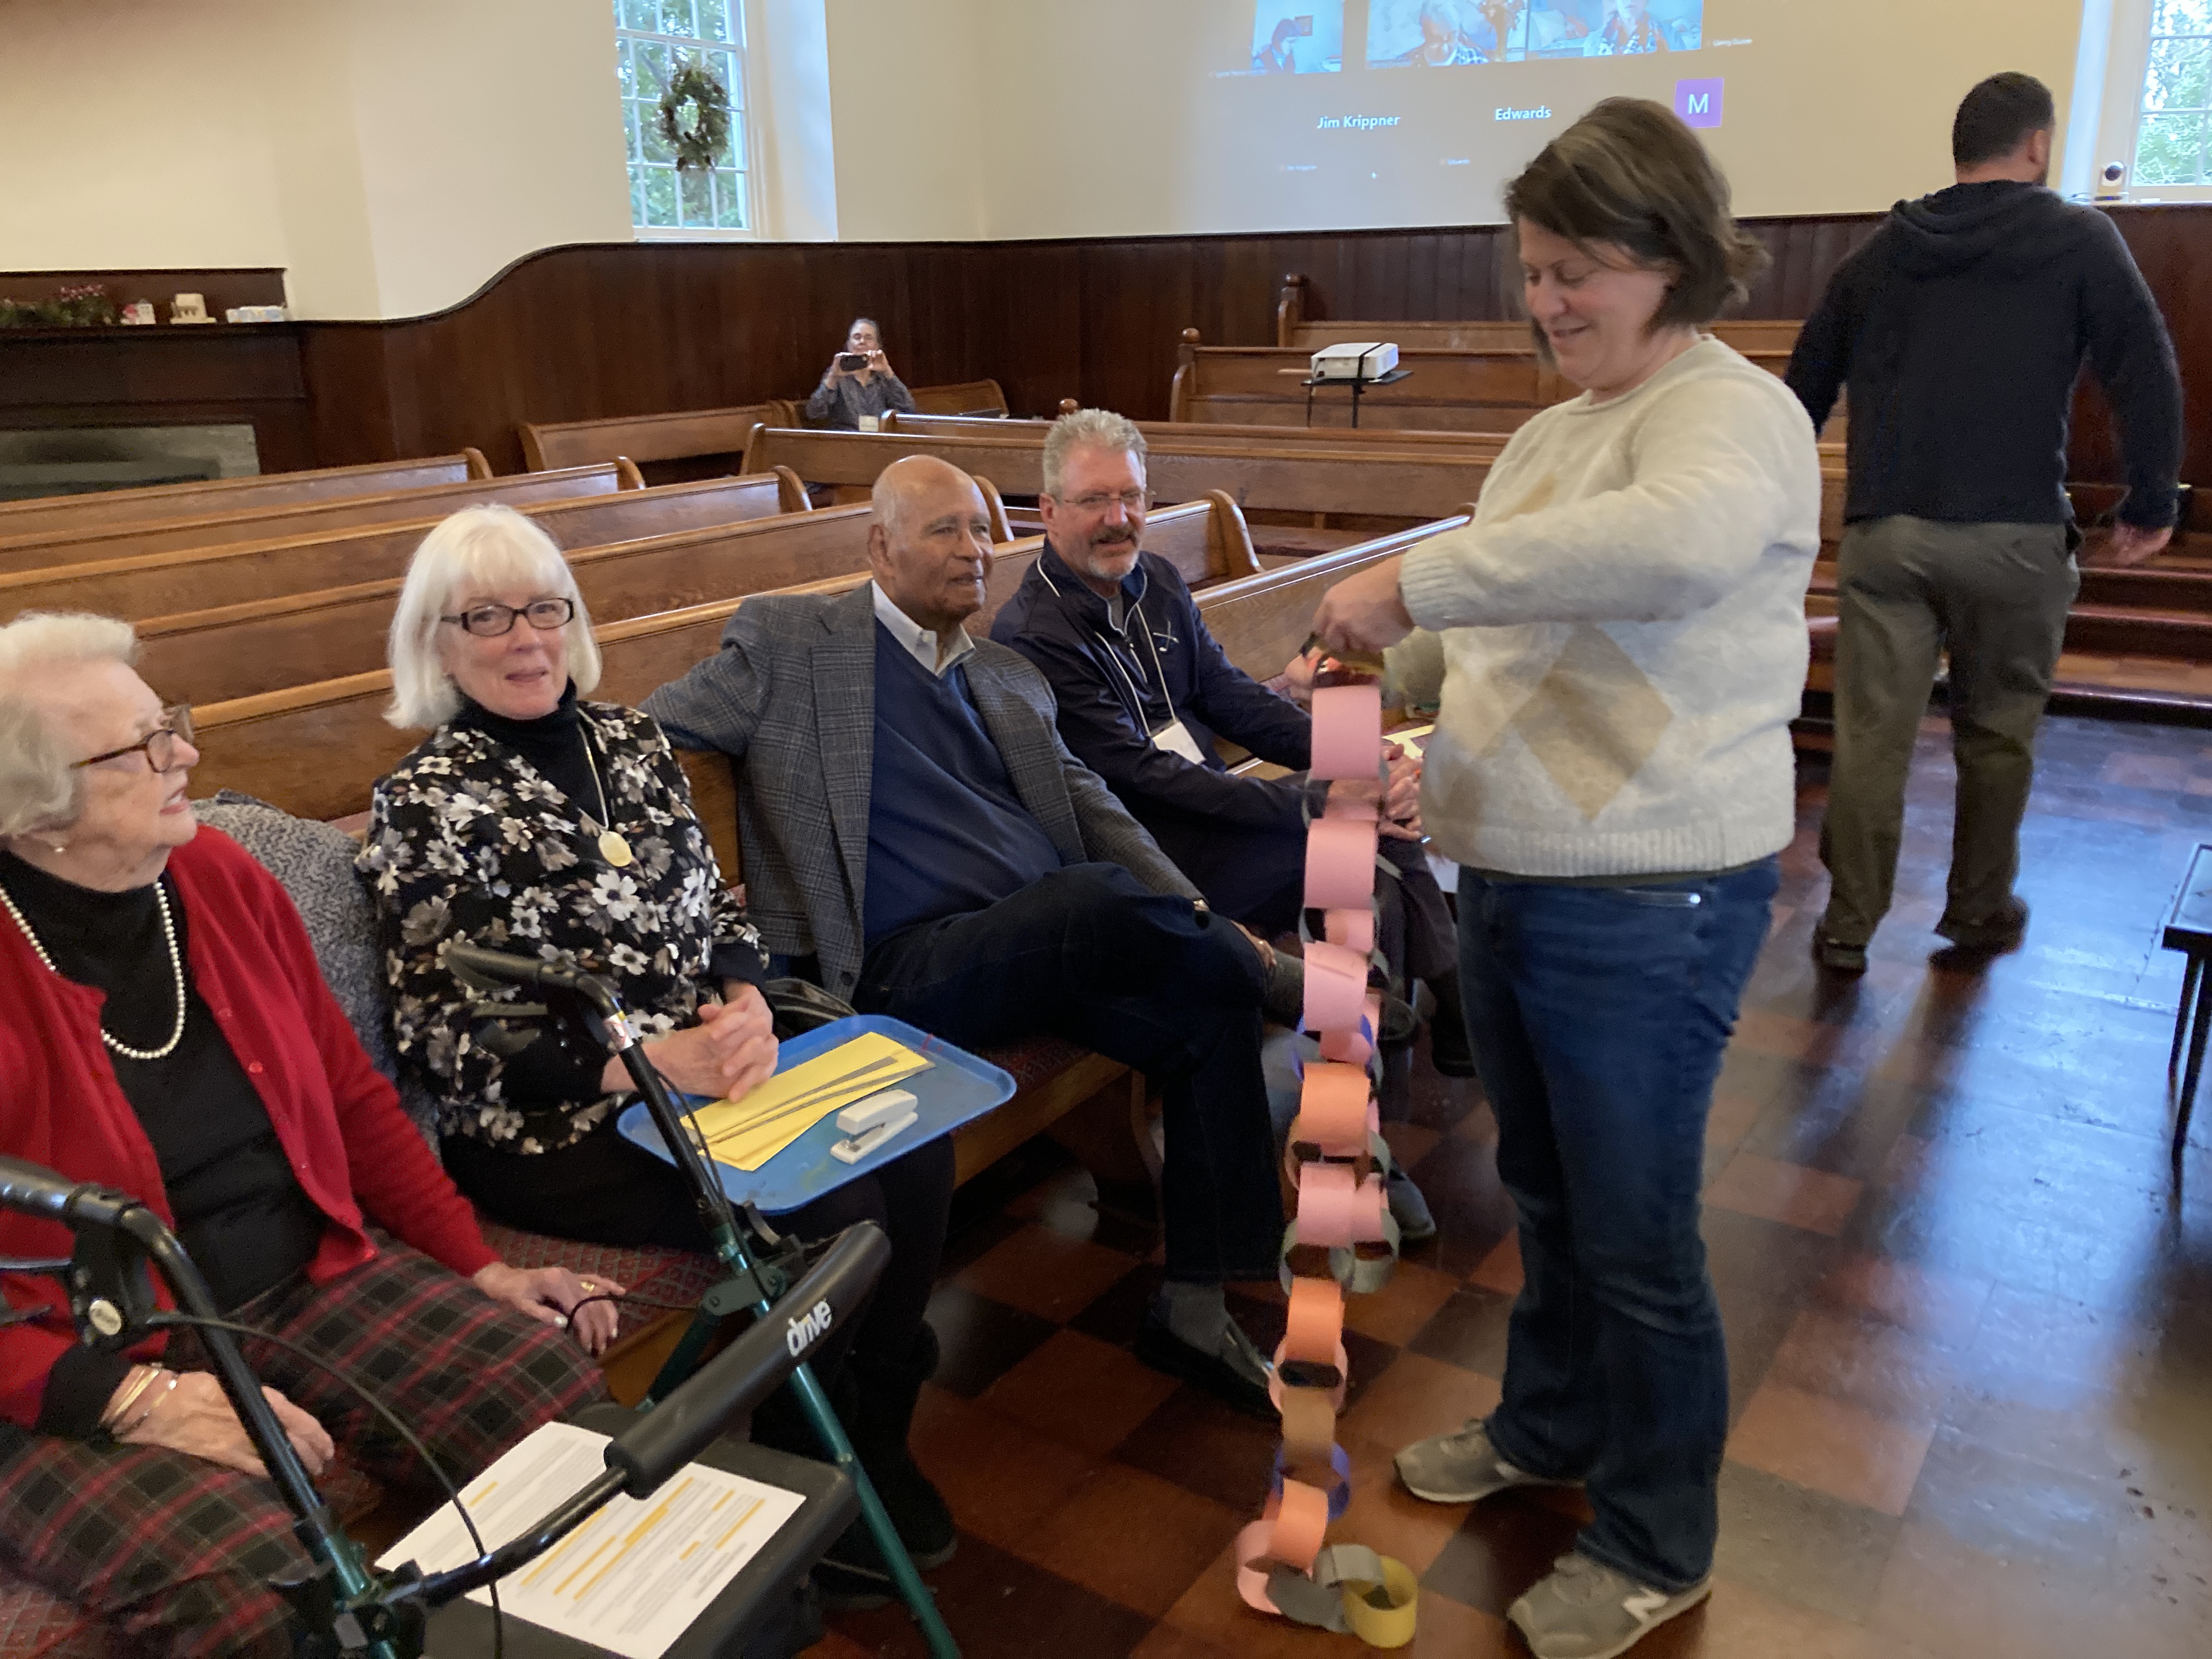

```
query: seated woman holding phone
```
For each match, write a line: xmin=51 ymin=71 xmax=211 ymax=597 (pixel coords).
xmin=359 ymin=505 xmax=958 ymax=1604
xmin=805 ymin=317 xmax=917 ymax=430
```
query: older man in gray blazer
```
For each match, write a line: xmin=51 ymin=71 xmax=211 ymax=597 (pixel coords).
xmin=644 ymin=456 xmax=1286 ymax=1415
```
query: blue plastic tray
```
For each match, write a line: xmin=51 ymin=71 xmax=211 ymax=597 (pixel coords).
xmin=616 ymin=1014 xmax=1015 ymax=1215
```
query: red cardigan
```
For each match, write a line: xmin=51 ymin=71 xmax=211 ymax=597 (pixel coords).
xmin=0 ymin=828 xmax=498 ymax=1427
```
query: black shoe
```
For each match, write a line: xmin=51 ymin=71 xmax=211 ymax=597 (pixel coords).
xmin=813 ymin=1525 xmax=900 ymax=1611
xmin=1812 ymin=930 xmax=1868 ymax=974
xmin=1133 ymin=1306 xmax=1274 ymax=1418
xmin=840 ymin=1325 xmax=956 ymax=1570
xmin=1934 ymin=896 xmax=2029 ymax=957
xmin=1424 ymin=972 xmax=1479 ymax=1077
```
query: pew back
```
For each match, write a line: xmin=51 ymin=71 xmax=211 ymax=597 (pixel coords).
xmin=138 ymin=502 xmax=879 ymax=706
xmin=188 ymin=545 xmax=1052 ymax=825
xmin=519 ymin=404 xmax=788 ymax=476
xmin=0 ymin=463 xmax=635 ymax=577
xmin=910 ymin=379 xmax=1010 ymax=417
xmin=746 ymin=427 xmax=1498 ymax=522
xmin=0 ymin=470 xmax=795 ymax=624
xmin=1197 ymin=516 xmax=1475 ymax=678
xmin=0 ymin=450 xmax=492 ymax=544
xmin=515 ymin=381 xmax=1012 ymax=481
xmin=882 ymin=410 xmax=1514 ymax=460
xmin=1272 ymin=275 xmax=1805 ymax=360
xmin=1171 ymin=337 xmax=1561 ymax=433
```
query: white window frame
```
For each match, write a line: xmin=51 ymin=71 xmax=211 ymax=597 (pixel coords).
xmin=2069 ymin=0 xmax=2212 ymax=202
xmin=617 ymin=0 xmax=762 ymax=242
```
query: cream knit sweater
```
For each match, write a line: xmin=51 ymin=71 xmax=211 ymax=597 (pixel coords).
xmin=1389 ymin=337 xmax=1821 ymax=877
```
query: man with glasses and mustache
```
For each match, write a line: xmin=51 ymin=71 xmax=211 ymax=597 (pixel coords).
xmin=991 ymin=410 xmax=1462 ymax=1235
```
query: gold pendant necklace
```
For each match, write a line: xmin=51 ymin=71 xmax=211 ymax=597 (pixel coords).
xmin=577 ymin=714 xmax=634 ymax=868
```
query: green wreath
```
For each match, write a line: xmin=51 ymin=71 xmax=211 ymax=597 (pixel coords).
xmin=657 ymin=59 xmax=731 ymax=173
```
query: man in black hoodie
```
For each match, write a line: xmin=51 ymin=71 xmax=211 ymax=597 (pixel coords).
xmin=1787 ymin=72 xmax=2182 ymax=974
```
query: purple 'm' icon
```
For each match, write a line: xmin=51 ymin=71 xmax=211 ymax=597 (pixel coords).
xmin=1674 ymin=78 xmax=1724 ymax=129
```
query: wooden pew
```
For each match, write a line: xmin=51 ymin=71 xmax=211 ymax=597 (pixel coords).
xmin=136 ymin=494 xmax=1246 ymax=709
xmin=1 ymin=471 xmax=800 ymax=625
xmin=185 ymin=541 xmax=1040 ymax=825
xmin=1182 ymin=322 xmax=1804 ymax=433
xmin=138 ymin=501 xmax=882 ymax=707
xmin=746 ymin=426 xmax=1500 ymax=523
xmin=520 ymin=404 xmax=789 ymax=479
xmin=884 ymin=408 xmax=1511 ymax=459
xmin=515 ymin=381 xmax=1013 ymax=483
xmin=0 ymin=450 xmax=492 ymax=544
xmin=1172 ymin=331 xmax=1564 ymax=433
xmin=1274 ymin=274 xmax=1804 ymax=357
xmin=1195 ymin=516 xmax=1472 ymax=679
xmin=0 ymin=462 xmax=640 ymax=578
xmin=909 ymin=378 xmax=1010 ymax=418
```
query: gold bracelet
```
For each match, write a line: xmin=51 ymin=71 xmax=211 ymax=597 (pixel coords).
xmin=113 ymin=1370 xmax=178 ymax=1441
xmin=99 ymin=1364 xmax=158 ymax=1431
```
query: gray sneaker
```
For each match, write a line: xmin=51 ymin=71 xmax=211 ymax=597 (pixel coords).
xmin=1385 ymin=1166 xmax=1437 ymax=1243
xmin=1507 ymin=1552 xmax=1712 ymax=1659
xmin=1393 ymin=1419 xmax=1582 ymax=1504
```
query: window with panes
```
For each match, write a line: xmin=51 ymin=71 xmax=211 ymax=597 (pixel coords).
xmin=616 ymin=0 xmax=750 ymax=232
xmin=2137 ymin=1 xmax=2212 ymax=185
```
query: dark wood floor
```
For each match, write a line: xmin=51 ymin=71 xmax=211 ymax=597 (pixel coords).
xmin=809 ymin=713 xmax=2212 ymax=1658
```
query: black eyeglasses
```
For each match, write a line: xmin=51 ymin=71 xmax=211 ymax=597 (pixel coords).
xmin=74 ymin=704 xmax=196 ymax=774
xmin=439 ymin=597 xmax=577 ymax=638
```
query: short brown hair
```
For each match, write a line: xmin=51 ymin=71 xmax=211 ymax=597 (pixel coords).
xmin=1503 ymin=97 xmax=1769 ymax=338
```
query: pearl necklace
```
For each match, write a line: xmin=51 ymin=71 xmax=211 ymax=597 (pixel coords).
xmin=0 ymin=876 xmax=188 ymax=1061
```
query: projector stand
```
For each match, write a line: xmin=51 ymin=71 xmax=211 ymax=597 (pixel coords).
xmin=1301 ymin=367 xmax=1412 ymax=429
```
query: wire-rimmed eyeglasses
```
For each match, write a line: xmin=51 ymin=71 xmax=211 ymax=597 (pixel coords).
xmin=73 ymin=705 xmax=196 ymax=774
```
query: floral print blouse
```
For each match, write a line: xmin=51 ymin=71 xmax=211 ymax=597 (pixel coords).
xmin=358 ymin=700 xmax=765 ymax=1153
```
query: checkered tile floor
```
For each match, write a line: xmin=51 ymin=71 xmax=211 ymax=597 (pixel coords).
xmin=809 ymin=714 xmax=2212 ymax=1658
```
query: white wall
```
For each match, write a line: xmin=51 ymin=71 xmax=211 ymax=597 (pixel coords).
xmin=825 ymin=1 xmax=990 ymax=240
xmin=0 ymin=0 xmax=2115 ymax=312
xmin=0 ymin=0 xmax=809 ymax=318
xmin=826 ymin=0 xmax=2094 ymax=240
xmin=749 ymin=0 xmax=842 ymax=243
xmin=0 ymin=0 xmax=294 ymax=275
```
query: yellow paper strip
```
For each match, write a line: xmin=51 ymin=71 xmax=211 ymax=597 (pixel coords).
xmin=685 ymin=1032 xmax=931 ymax=1172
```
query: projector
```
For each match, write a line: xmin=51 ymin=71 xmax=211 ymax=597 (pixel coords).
xmin=1310 ymin=341 xmax=1400 ymax=382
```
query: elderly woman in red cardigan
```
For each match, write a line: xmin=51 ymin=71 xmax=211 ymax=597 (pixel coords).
xmin=0 ymin=611 xmax=613 ymax=1658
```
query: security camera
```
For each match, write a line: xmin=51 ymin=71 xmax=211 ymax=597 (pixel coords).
xmin=2094 ymin=160 xmax=2128 ymax=202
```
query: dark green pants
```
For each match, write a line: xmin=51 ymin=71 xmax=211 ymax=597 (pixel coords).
xmin=1819 ymin=515 xmax=2078 ymax=946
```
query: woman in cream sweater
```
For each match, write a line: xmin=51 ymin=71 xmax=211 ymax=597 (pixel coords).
xmin=1316 ymin=99 xmax=1820 ymax=1659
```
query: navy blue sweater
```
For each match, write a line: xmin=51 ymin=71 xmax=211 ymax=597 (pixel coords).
xmin=1785 ymin=182 xmax=2182 ymax=530
xmin=863 ymin=622 xmax=1063 ymax=945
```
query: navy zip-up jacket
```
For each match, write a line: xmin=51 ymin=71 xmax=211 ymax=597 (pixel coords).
xmin=989 ymin=541 xmax=1322 ymax=919
xmin=1786 ymin=181 xmax=2182 ymax=530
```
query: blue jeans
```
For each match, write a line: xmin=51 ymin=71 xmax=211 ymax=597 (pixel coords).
xmin=1457 ymin=857 xmax=1778 ymax=1592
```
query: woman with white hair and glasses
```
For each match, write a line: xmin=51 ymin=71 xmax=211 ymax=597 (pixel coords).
xmin=360 ymin=504 xmax=962 ymax=1599
xmin=0 ymin=610 xmax=608 ymax=1657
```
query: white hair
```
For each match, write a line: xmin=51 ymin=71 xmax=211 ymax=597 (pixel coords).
xmin=0 ymin=611 xmax=141 ymax=837
xmin=385 ymin=505 xmax=601 ymax=730
xmin=1041 ymin=408 xmax=1149 ymax=499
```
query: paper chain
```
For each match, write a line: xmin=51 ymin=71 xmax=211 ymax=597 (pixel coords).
xmin=1235 ymin=681 xmax=1418 ymax=1647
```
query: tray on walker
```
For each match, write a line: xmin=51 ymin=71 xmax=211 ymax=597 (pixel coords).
xmin=617 ymin=1014 xmax=1014 ymax=1216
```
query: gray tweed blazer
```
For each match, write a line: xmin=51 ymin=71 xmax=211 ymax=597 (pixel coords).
xmin=642 ymin=581 xmax=1199 ymax=1000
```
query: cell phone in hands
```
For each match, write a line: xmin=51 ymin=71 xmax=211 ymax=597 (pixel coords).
xmin=838 ymin=353 xmax=868 ymax=371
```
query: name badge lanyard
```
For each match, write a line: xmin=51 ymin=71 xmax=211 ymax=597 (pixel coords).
xmin=1039 ymin=562 xmax=1186 ymax=746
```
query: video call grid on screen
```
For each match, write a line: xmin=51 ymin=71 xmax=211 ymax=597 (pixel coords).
xmin=1242 ymin=1 xmax=1703 ymax=75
